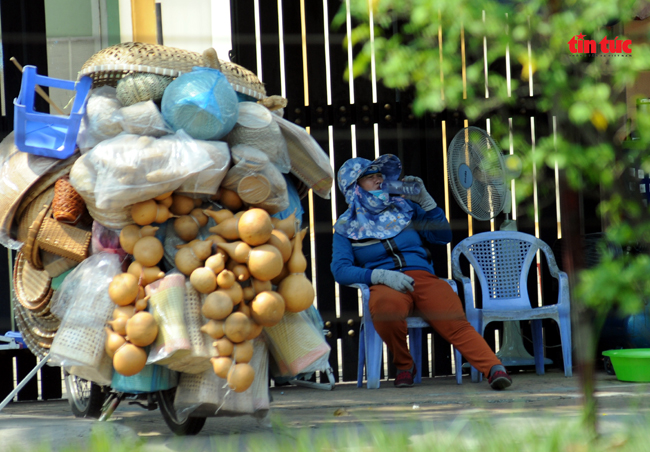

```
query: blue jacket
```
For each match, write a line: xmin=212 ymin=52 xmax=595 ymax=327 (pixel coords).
xmin=330 ymin=200 xmax=452 ymax=286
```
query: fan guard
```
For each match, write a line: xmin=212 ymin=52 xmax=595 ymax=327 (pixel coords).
xmin=447 ymin=127 xmax=507 ymax=221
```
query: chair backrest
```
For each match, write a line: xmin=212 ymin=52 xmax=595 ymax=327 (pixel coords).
xmin=451 ymin=231 xmax=561 ymax=311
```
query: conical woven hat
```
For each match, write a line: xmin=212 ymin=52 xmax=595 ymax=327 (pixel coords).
xmin=79 ymin=42 xmax=267 ymax=100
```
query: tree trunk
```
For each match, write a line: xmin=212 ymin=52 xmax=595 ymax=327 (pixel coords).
xmin=559 ymin=173 xmax=597 ymax=435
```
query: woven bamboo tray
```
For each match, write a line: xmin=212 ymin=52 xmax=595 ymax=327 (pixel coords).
xmin=13 ymin=251 xmax=52 ymax=313
xmin=79 ymin=42 xmax=267 ymax=100
xmin=14 ymin=305 xmax=55 ymax=360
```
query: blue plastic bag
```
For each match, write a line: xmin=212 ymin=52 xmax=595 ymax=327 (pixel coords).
xmin=161 ymin=67 xmax=239 ymax=140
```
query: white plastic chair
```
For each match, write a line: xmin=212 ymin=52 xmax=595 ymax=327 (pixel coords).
xmin=451 ymin=231 xmax=572 ymax=382
xmin=350 ymin=281 xmax=463 ymax=389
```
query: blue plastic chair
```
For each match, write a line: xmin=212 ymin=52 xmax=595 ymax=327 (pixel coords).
xmin=350 ymin=280 xmax=464 ymax=389
xmin=14 ymin=65 xmax=92 ymax=159
xmin=451 ymin=231 xmax=573 ymax=382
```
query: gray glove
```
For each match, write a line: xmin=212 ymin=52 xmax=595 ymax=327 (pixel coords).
xmin=371 ymin=269 xmax=415 ymax=293
xmin=402 ymin=176 xmax=437 ymax=211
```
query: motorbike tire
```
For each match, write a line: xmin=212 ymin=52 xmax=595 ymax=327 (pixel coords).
xmin=156 ymin=387 xmax=206 ymax=435
xmin=64 ymin=372 xmax=107 ymax=419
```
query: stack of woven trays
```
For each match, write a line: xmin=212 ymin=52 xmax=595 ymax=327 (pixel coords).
xmin=13 ymin=252 xmax=59 ymax=358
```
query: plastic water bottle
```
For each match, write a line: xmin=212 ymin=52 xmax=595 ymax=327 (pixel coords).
xmin=381 ymin=180 xmax=421 ymax=195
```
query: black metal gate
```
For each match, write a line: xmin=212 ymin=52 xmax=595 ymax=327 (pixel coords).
xmin=229 ymin=0 xmax=599 ymax=384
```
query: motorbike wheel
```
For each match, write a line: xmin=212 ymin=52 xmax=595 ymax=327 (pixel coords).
xmin=156 ymin=387 xmax=206 ymax=436
xmin=64 ymin=372 xmax=107 ymax=419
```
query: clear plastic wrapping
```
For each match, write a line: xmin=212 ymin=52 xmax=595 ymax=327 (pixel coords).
xmin=273 ymin=115 xmax=334 ymax=199
xmin=68 ymin=153 xmax=134 ymax=228
xmin=162 ymin=214 xmax=216 ymax=271
xmin=76 ymin=86 xmax=123 ymax=152
xmin=82 ymin=130 xmax=212 ymax=209
xmin=114 ymin=100 xmax=173 ymax=137
xmin=145 ymin=272 xmax=192 ymax=365
xmin=48 ymin=253 xmax=122 ymax=384
xmin=175 ymin=140 xmax=231 ymax=197
xmin=222 ymin=144 xmax=289 ymax=214
xmin=264 ymin=310 xmax=331 ymax=377
xmin=163 ymin=281 xmax=212 ymax=374
xmin=226 ymin=102 xmax=291 ymax=173
xmin=90 ymin=221 xmax=128 ymax=265
xmin=173 ymin=336 xmax=270 ymax=418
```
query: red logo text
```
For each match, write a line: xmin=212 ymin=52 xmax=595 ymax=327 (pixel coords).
xmin=568 ymin=33 xmax=632 ymax=55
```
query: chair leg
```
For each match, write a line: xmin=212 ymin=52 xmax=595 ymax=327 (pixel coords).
xmin=469 ymin=318 xmax=484 ymax=383
xmin=364 ymin=316 xmax=383 ymax=389
xmin=357 ymin=323 xmax=366 ymax=388
xmin=408 ymin=328 xmax=423 ymax=384
xmin=558 ymin=318 xmax=573 ymax=377
xmin=531 ymin=319 xmax=545 ymax=375
xmin=454 ymin=347 xmax=463 ymax=385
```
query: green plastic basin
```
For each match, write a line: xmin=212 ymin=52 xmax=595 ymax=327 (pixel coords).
xmin=602 ymin=349 xmax=650 ymax=382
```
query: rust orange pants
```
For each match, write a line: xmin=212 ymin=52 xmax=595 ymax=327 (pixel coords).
xmin=368 ymin=270 xmax=502 ymax=377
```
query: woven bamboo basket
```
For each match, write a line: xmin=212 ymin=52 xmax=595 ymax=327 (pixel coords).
xmin=52 ymin=175 xmax=86 ymax=224
xmin=35 ymin=209 xmax=91 ymax=263
xmin=79 ymin=42 xmax=267 ymax=100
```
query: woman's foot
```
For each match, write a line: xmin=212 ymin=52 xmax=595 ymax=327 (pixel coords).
xmin=394 ymin=364 xmax=416 ymax=387
xmin=488 ymin=364 xmax=512 ymax=390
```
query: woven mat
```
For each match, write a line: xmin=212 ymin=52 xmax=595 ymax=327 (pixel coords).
xmin=79 ymin=42 xmax=267 ymax=100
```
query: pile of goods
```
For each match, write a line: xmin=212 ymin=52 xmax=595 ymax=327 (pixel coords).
xmin=1 ymin=42 xmax=333 ymax=416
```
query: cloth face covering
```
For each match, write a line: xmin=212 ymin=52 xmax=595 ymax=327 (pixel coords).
xmin=334 ymin=154 xmax=413 ymax=240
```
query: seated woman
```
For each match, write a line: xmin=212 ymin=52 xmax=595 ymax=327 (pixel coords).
xmin=330 ymin=154 xmax=512 ymax=390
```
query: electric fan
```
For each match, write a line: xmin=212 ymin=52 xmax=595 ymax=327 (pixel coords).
xmin=447 ymin=126 xmax=519 ymax=230
xmin=447 ymin=126 xmax=544 ymax=368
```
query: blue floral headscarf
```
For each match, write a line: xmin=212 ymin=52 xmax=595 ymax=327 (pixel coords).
xmin=334 ymin=154 xmax=413 ymax=240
